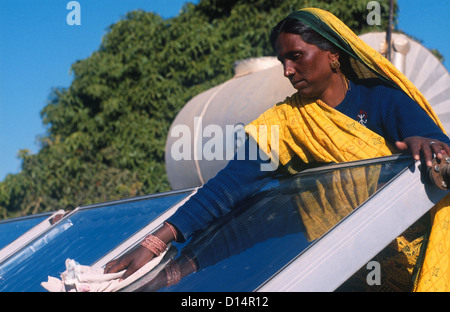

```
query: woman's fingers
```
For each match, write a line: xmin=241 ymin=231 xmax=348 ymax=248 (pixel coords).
xmin=430 ymin=140 xmax=450 ymax=159
xmin=104 ymin=246 xmax=155 ymax=279
xmin=396 ymin=137 xmax=450 ymax=167
xmin=104 ymin=257 xmax=128 ymax=274
xmin=421 ymin=139 xmax=434 ymax=167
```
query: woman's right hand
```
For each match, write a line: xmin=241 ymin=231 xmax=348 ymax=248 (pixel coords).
xmin=104 ymin=222 xmax=178 ymax=280
xmin=104 ymin=245 xmax=155 ymax=280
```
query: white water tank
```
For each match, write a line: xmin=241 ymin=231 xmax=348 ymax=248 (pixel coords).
xmin=359 ymin=32 xmax=450 ymax=133
xmin=165 ymin=57 xmax=295 ymax=189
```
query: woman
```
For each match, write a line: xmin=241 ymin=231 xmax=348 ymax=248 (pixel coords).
xmin=105 ymin=8 xmax=450 ymax=291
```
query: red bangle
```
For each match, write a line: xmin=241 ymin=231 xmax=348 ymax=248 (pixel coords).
xmin=164 ymin=222 xmax=178 ymax=242
xmin=184 ymin=254 xmax=198 ymax=272
xmin=140 ymin=234 xmax=167 ymax=257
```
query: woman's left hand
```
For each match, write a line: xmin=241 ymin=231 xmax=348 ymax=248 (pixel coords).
xmin=395 ymin=136 xmax=450 ymax=167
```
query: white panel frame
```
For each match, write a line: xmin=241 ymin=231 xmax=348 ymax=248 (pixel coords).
xmin=257 ymin=160 xmax=449 ymax=292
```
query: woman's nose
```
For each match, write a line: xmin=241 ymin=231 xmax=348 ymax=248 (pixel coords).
xmin=284 ymin=63 xmax=295 ymax=77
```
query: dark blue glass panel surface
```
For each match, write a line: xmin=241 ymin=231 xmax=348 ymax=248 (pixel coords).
xmin=0 ymin=213 xmax=51 ymax=250
xmin=0 ymin=191 xmax=190 ymax=292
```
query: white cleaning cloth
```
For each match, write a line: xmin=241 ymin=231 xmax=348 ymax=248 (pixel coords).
xmin=41 ymin=249 xmax=169 ymax=292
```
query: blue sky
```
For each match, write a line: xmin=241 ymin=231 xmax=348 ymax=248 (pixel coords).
xmin=1 ymin=0 xmax=449 ymax=181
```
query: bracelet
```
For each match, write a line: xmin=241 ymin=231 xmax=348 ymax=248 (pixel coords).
xmin=164 ymin=221 xmax=178 ymax=242
xmin=165 ymin=261 xmax=181 ymax=287
xmin=140 ymin=234 xmax=167 ymax=257
xmin=184 ymin=254 xmax=198 ymax=272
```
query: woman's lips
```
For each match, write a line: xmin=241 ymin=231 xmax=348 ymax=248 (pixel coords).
xmin=292 ymin=79 xmax=307 ymax=89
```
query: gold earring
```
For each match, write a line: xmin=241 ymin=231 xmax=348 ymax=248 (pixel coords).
xmin=331 ymin=60 xmax=340 ymax=69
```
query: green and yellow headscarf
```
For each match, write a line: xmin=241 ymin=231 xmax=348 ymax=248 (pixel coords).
xmin=246 ymin=8 xmax=444 ymax=174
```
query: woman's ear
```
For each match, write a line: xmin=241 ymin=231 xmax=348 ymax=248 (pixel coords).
xmin=329 ymin=51 xmax=341 ymax=70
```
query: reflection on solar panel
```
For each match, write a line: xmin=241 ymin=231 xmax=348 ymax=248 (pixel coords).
xmin=0 ymin=155 xmax=446 ymax=292
xmin=0 ymin=213 xmax=53 ymax=250
xmin=123 ymin=155 xmax=416 ymax=292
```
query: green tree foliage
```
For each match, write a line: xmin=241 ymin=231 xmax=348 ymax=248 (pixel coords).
xmin=0 ymin=0 xmax=395 ymax=219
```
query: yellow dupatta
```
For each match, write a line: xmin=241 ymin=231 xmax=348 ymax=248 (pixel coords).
xmin=245 ymin=8 xmax=450 ymax=291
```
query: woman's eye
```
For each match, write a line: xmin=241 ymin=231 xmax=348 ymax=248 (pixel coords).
xmin=293 ymin=53 xmax=302 ymax=60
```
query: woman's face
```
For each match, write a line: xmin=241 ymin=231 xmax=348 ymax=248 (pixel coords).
xmin=275 ymin=32 xmax=337 ymax=99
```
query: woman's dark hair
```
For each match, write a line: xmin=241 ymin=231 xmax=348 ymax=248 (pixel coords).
xmin=270 ymin=17 xmax=338 ymax=54
xmin=270 ymin=17 xmax=357 ymax=80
